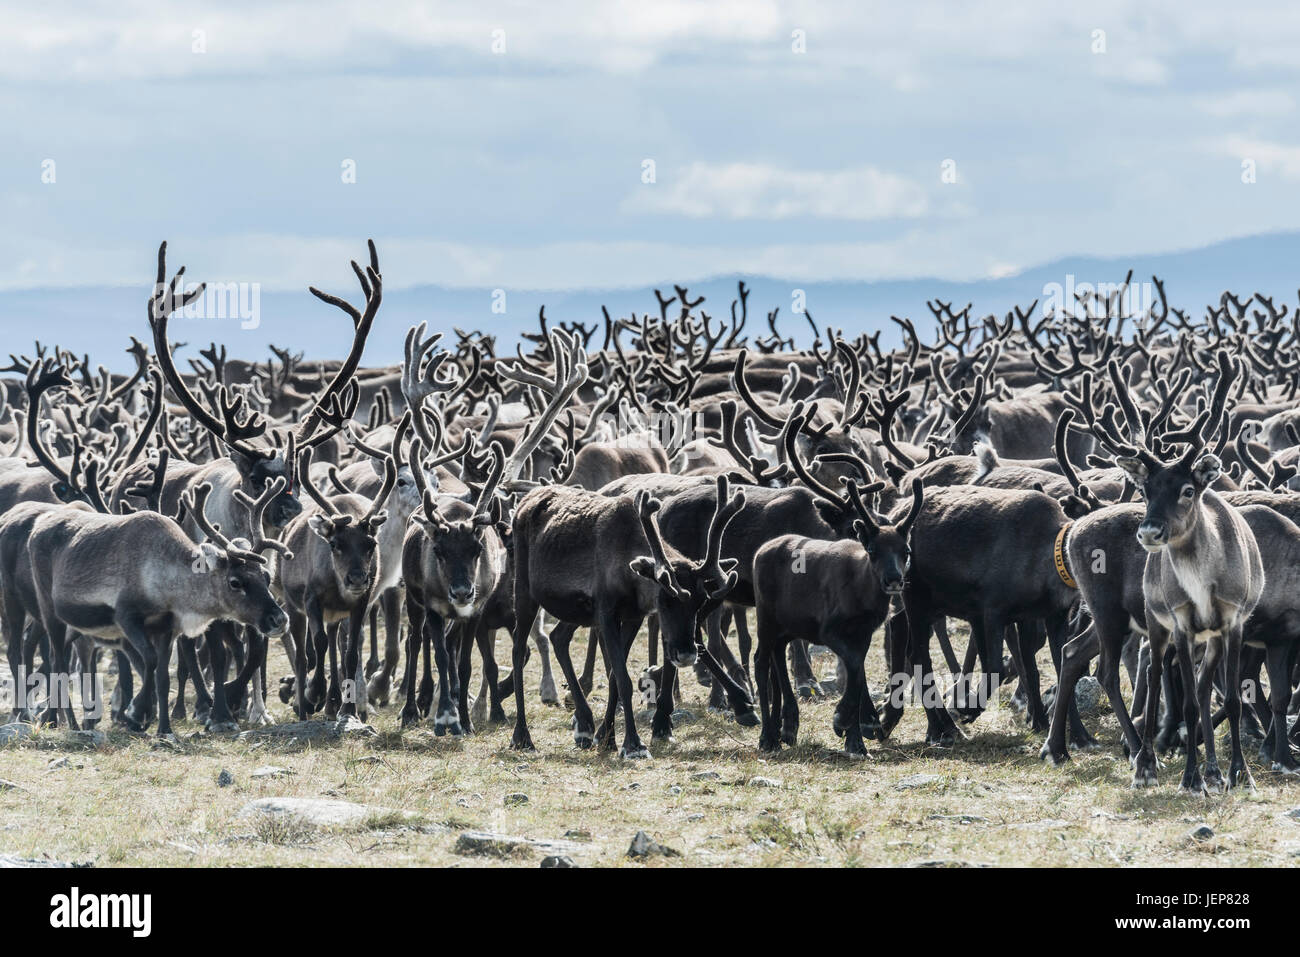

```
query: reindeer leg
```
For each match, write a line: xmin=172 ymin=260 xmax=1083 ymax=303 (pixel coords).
xmin=365 ymin=604 xmax=381 ymax=680
xmin=324 ymin=623 xmax=342 ymax=718
xmin=577 ymin=625 xmax=599 ymax=696
xmin=1011 ymin=620 xmax=1048 ymax=732
xmin=509 ymin=595 xmax=539 ymax=751
xmin=647 ymin=613 xmax=659 ymax=668
xmin=154 ymin=634 xmax=177 ymax=741
xmin=934 ymin=617 xmax=961 ymax=675
xmin=171 ymin=637 xmax=193 ymax=723
xmin=1198 ymin=635 xmax=1226 ymax=792
xmin=731 ymin=604 xmax=754 ymax=691
xmin=549 ymin=621 xmax=592 ymax=747
xmin=457 ymin=621 xmax=476 ymax=733
xmin=773 ymin=633 xmax=800 ymax=746
xmin=2 ymin=596 xmax=28 ymax=721
xmin=607 ymin=610 xmax=647 ymax=759
xmin=754 ymin=609 xmax=781 ymax=753
xmin=400 ymin=594 xmax=425 ymax=729
xmin=1263 ymin=642 xmax=1300 ymax=773
xmin=367 ymin=587 xmax=402 ymax=706
xmin=791 ymin=640 xmax=820 ymax=698
xmin=338 ymin=607 xmax=367 ymax=720
xmin=417 ymin=621 xmax=435 ymax=718
xmin=426 ymin=612 xmax=460 ymax=735
xmin=1172 ymin=631 xmax=1203 ymax=792
xmin=530 ymin=611 xmax=558 ymax=705
xmin=204 ymin=621 xmax=239 ymax=733
xmin=1224 ymin=628 xmax=1252 ymax=789
xmin=827 ymin=636 xmax=867 ymax=759
xmin=114 ymin=614 xmax=155 ymax=734
xmin=694 ymin=636 xmax=758 ymax=726
xmin=480 ymin=624 xmax=507 ymax=723
xmin=650 ymin=660 xmax=678 ymax=741
xmin=879 ymin=606 xmax=914 ymax=739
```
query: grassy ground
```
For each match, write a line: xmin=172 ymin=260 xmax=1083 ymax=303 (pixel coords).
xmin=3 ymin=621 xmax=1300 ymax=868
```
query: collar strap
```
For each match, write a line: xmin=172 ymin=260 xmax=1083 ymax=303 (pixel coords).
xmin=1054 ymin=522 xmax=1077 ymax=589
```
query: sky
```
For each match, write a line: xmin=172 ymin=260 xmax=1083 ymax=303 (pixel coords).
xmin=4 ymin=1 xmax=1300 ymax=343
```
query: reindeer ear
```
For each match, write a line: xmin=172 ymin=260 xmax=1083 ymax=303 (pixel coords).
xmin=368 ymin=509 xmax=389 ymax=529
xmin=629 ymin=556 xmax=656 ymax=581
xmin=192 ymin=541 xmax=222 ymax=574
xmin=705 ymin=569 xmax=739 ymax=599
xmin=228 ymin=448 xmax=255 ymax=476
xmin=1115 ymin=456 xmax=1148 ymax=486
xmin=308 ymin=514 xmax=334 ymax=541
xmin=814 ymin=500 xmax=844 ymax=526
xmin=1192 ymin=454 xmax=1222 ymax=488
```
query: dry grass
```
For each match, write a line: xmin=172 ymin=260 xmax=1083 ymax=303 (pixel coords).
xmin=3 ymin=621 xmax=1300 ymax=868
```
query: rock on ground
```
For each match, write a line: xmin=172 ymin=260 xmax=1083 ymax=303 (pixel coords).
xmin=239 ymin=797 xmax=409 ymax=828
xmin=454 ymin=831 xmax=586 ymax=858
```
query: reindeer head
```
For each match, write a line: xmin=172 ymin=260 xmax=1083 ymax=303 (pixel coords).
xmin=1087 ymin=350 xmax=1238 ymax=554
xmin=186 ymin=481 xmax=290 ymax=636
xmin=409 ymin=436 xmax=505 ymax=617
xmin=630 ymin=476 xmax=745 ymax=668
xmin=230 ymin=442 xmax=302 ymax=531
xmin=848 ymin=478 xmax=922 ymax=596
xmin=299 ymin=446 xmax=395 ymax=603
xmin=1118 ymin=448 xmax=1221 ymax=553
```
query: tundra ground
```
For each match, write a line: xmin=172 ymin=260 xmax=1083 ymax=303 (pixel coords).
xmin=3 ymin=622 xmax=1300 ymax=867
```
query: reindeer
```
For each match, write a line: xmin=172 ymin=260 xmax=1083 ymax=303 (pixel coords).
xmin=1113 ymin=350 xmax=1264 ymax=791
xmin=27 ymin=481 xmax=287 ymax=737
xmin=752 ymin=479 xmax=923 ymax=757
xmin=509 ymin=472 xmax=749 ymax=757
xmin=277 ymin=445 xmax=395 ymax=721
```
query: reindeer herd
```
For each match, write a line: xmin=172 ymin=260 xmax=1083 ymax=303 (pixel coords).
xmin=8 ymin=242 xmax=1300 ymax=794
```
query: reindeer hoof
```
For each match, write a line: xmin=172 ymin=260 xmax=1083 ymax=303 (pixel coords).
xmin=205 ymin=719 xmax=240 ymax=735
xmin=539 ymin=676 xmax=559 ymax=706
xmin=620 ymin=744 xmax=650 ymax=760
xmin=734 ymin=708 xmax=759 ymax=728
xmin=1202 ymin=766 xmax=1226 ymax=793
xmin=758 ymin=735 xmax=781 ymax=754
xmin=1039 ymin=741 xmax=1070 ymax=766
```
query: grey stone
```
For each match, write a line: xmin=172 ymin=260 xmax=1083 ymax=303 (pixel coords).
xmin=0 ymin=855 xmax=92 ymax=868
xmin=895 ymin=773 xmax=940 ymax=790
xmin=504 ymin=792 xmax=529 ymax=806
xmin=216 ymin=769 xmax=234 ymax=788
xmin=454 ymin=831 xmax=585 ymax=858
xmin=239 ymin=797 xmax=409 ymax=828
xmin=748 ymin=776 xmax=782 ymax=788
xmin=627 ymin=830 xmax=680 ymax=859
xmin=237 ymin=717 xmax=374 ymax=744
xmin=1189 ymin=824 xmax=1215 ymax=841
xmin=690 ymin=770 xmax=721 ymax=781
xmin=540 ymin=855 xmax=576 ymax=868
xmin=909 ymin=859 xmax=992 ymax=868
xmin=0 ymin=723 xmax=33 ymax=746
xmin=250 ymin=765 xmax=295 ymax=779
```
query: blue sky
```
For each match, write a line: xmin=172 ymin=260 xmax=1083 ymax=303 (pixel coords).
xmin=5 ymin=1 xmax=1300 ymax=300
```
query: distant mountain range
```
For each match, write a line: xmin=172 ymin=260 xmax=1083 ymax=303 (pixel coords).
xmin=3 ymin=231 xmax=1298 ymax=371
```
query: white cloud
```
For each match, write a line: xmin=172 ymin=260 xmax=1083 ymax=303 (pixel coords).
xmin=622 ymin=162 xmax=929 ymax=221
xmin=1219 ymin=135 xmax=1300 ymax=180
xmin=1195 ymin=90 xmax=1296 ymax=117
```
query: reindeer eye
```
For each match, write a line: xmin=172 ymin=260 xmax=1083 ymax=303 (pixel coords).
xmin=228 ymin=577 xmax=243 ymax=592
xmin=1180 ymin=485 xmax=1195 ymax=499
